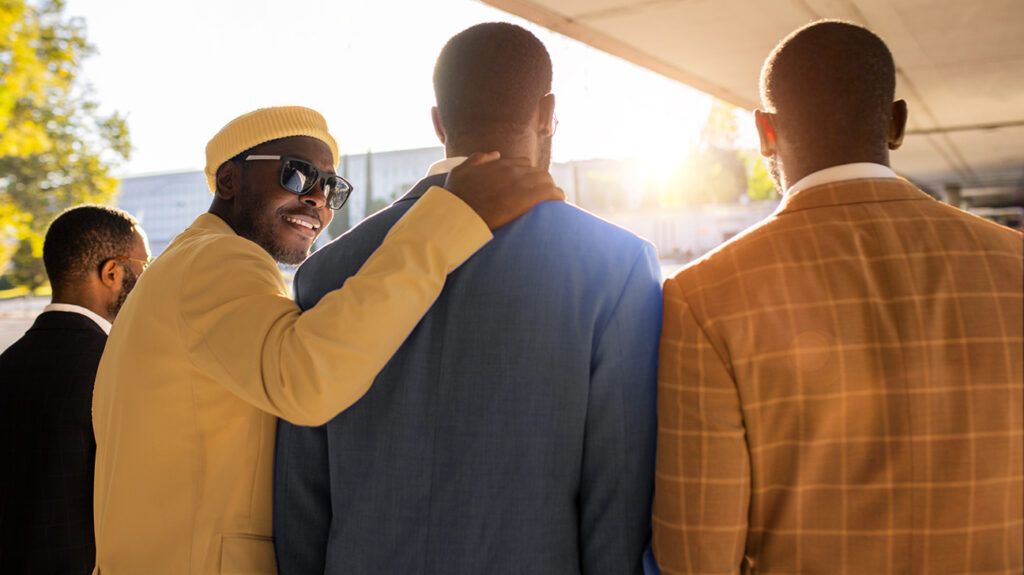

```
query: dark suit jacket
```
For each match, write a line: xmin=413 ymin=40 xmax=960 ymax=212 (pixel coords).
xmin=274 ymin=174 xmax=663 ymax=574
xmin=0 ymin=311 xmax=107 ymax=574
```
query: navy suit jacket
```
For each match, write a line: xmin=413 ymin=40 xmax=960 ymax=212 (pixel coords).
xmin=0 ymin=311 xmax=106 ymax=574
xmin=274 ymin=174 xmax=662 ymax=574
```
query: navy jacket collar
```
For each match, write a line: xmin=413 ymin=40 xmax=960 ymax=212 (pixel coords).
xmin=397 ymin=173 xmax=449 ymax=204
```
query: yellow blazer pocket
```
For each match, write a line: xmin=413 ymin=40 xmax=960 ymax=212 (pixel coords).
xmin=220 ymin=533 xmax=276 ymax=575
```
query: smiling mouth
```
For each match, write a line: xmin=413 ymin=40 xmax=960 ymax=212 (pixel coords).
xmin=283 ymin=214 xmax=320 ymax=234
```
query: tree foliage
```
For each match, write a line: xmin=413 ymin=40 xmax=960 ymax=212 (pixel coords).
xmin=0 ymin=0 xmax=130 ymax=288
xmin=644 ymin=101 xmax=760 ymax=207
xmin=742 ymin=151 xmax=779 ymax=201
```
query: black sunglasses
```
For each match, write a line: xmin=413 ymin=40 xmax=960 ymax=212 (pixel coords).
xmin=241 ymin=154 xmax=353 ymax=210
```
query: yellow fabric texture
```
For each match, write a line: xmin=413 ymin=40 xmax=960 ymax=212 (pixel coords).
xmin=92 ymin=186 xmax=491 ymax=574
xmin=203 ymin=106 xmax=340 ymax=192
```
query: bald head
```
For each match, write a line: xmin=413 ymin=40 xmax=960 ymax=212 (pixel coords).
xmin=756 ymin=20 xmax=907 ymax=188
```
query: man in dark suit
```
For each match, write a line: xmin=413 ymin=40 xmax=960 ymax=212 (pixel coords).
xmin=0 ymin=205 xmax=149 ymax=574
xmin=274 ymin=23 xmax=662 ymax=574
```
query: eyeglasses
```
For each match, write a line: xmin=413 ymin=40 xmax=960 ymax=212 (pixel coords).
xmin=114 ymin=255 xmax=153 ymax=271
xmin=242 ymin=155 xmax=353 ymax=210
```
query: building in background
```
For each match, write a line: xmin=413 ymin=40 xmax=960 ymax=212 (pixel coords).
xmin=117 ymin=171 xmax=210 ymax=256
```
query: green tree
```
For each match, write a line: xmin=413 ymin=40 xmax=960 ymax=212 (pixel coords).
xmin=700 ymin=99 xmax=739 ymax=149
xmin=686 ymin=147 xmax=746 ymax=204
xmin=690 ymin=100 xmax=780 ymax=204
xmin=0 ymin=0 xmax=130 ymax=289
xmin=741 ymin=151 xmax=779 ymax=201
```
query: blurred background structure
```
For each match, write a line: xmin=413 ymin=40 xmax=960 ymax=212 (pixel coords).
xmin=2 ymin=0 xmax=1022 ymax=349
xmin=483 ymin=0 xmax=1024 ymax=220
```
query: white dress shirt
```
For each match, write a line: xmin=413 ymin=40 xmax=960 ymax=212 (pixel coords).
xmin=43 ymin=303 xmax=112 ymax=334
xmin=786 ymin=162 xmax=899 ymax=196
xmin=426 ymin=156 xmax=468 ymax=177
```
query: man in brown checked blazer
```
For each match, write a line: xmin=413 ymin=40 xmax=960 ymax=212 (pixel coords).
xmin=653 ymin=20 xmax=1023 ymax=574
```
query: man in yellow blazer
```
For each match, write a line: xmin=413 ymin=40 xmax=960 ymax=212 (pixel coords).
xmin=91 ymin=106 xmax=562 ymax=574
xmin=652 ymin=21 xmax=1023 ymax=574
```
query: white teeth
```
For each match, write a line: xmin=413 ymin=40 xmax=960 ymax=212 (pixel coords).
xmin=284 ymin=216 xmax=318 ymax=230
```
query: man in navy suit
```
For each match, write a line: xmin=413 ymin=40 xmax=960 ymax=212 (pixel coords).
xmin=274 ymin=23 xmax=662 ymax=574
xmin=0 ymin=205 xmax=149 ymax=573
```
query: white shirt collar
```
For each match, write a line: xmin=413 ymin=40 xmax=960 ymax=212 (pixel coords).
xmin=43 ymin=303 xmax=112 ymax=334
xmin=786 ymin=162 xmax=898 ymax=196
xmin=425 ymin=156 xmax=468 ymax=177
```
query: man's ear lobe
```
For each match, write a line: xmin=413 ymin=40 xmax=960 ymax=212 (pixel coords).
xmin=754 ymin=109 xmax=777 ymax=158
xmin=431 ymin=106 xmax=447 ymax=145
xmin=537 ymin=93 xmax=556 ymax=137
xmin=99 ymin=258 xmax=122 ymax=290
xmin=889 ymin=99 xmax=908 ymax=150
xmin=215 ymin=162 xmax=237 ymax=200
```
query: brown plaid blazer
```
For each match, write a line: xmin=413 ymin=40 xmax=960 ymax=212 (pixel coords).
xmin=653 ymin=178 xmax=1023 ymax=574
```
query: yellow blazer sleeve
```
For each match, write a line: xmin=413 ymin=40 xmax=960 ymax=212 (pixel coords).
xmin=653 ymin=277 xmax=750 ymax=574
xmin=179 ymin=186 xmax=491 ymax=425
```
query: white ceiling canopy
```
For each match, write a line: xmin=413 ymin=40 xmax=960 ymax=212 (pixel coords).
xmin=483 ymin=0 xmax=1024 ymax=206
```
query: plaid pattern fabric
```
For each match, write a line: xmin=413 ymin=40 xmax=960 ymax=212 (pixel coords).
xmin=653 ymin=178 xmax=1024 ymax=574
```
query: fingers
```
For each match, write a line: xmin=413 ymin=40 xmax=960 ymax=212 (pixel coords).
xmin=511 ymin=171 xmax=555 ymax=193
xmin=546 ymin=186 xmax=567 ymax=202
xmin=479 ymin=161 xmax=551 ymax=183
xmin=444 ymin=157 xmax=564 ymax=231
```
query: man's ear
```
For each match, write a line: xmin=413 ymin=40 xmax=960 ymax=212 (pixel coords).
xmin=215 ymin=162 xmax=239 ymax=200
xmin=888 ymin=99 xmax=908 ymax=151
xmin=754 ymin=109 xmax=777 ymax=158
xmin=431 ymin=106 xmax=447 ymax=145
xmin=537 ymin=93 xmax=556 ymax=137
xmin=99 ymin=258 xmax=124 ymax=291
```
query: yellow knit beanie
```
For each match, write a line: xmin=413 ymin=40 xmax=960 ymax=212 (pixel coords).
xmin=204 ymin=106 xmax=340 ymax=192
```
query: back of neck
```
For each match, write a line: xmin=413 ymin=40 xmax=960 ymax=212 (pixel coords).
xmin=447 ymin=135 xmax=534 ymax=165
xmin=51 ymin=290 xmax=111 ymax=322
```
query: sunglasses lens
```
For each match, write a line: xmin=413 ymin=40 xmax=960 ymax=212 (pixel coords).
xmin=325 ymin=176 xmax=352 ymax=210
xmin=281 ymin=160 xmax=318 ymax=194
xmin=281 ymin=165 xmax=306 ymax=194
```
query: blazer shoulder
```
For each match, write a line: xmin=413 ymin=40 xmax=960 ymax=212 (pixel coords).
xmin=313 ymin=200 xmax=415 ymax=261
xmin=523 ymin=201 xmax=656 ymax=255
xmin=669 ymin=212 xmax=779 ymax=287
xmin=197 ymin=230 xmax=274 ymax=262
xmin=943 ymin=202 xmax=1024 ymax=247
xmin=0 ymin=316 xmax=106 ymax=370
xmin=295 ymin=201 xmax=416 ymax=307
xmin=31 ymin=310 xmax=106 ymax=332
xmin=161 ymin=225 xmax=278 ymax=284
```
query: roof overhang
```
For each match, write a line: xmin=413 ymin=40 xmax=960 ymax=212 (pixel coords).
xmin=482 ymin=0 xmax=1024 ymax=207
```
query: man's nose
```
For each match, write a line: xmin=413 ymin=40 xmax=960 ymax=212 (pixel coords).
xmin=301 ymin=183 xmax=327 ymax=208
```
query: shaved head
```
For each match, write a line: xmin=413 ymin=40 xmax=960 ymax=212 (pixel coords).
xmin=761 ymin=20 xmax=897 ymax=160
xmin=433 ymin=22 xmax=552 ymax=142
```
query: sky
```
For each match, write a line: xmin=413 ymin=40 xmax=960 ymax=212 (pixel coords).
xmin=64 ymin=0 xmax=757 ymax=177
